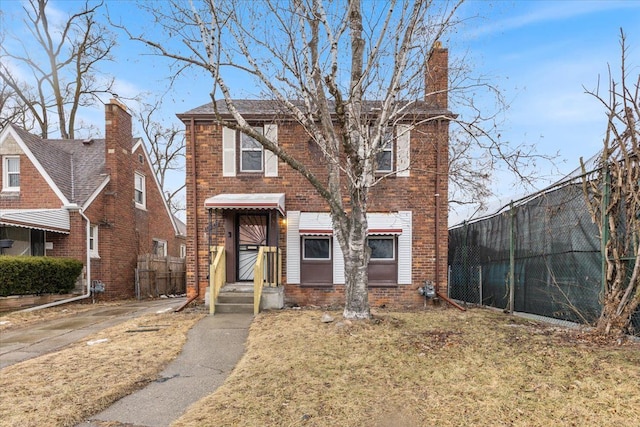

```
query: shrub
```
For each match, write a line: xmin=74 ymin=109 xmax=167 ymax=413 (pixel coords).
xmin=0 ymin=256 xmax=83 ymax=297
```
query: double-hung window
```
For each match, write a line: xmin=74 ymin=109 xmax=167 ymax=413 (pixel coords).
xmin=134 ymin=172 xmax=146 ymax=209
xmin=2 ymin=156 xmax=20 ymax=191
xmin=301 ymin=236 xmax=333 ymax=284
xmin=375 ymin=129 xmax=394 ymax=173
xmin=240 ymin=127 xmax=264 ymax=173
xmin=89 ymin=225 xmax=99 ymax=258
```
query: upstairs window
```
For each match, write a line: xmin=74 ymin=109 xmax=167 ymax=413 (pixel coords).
xmin=134 ymin=172 xmax=146 ymax=209
xmin=375 ymin=129 xmax=394 ymax=173
xmin=240 ymin=127 xmax=264 ymax=172
xmin=2 ymin=156 xmax=20 ymax=191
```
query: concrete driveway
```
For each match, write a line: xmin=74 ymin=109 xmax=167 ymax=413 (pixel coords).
xmin=0 ymin=298 xmax=253 ymax=427
xmin=0 ymin=298 xmax=186 ymax=369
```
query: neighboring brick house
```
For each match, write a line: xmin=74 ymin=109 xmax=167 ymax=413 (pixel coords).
xmin=178 ymin=47 xmax=450 ymax=309
xmin=0 ymin=99 xmax=184 ymax=299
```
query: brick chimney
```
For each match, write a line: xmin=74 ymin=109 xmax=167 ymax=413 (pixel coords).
xmin=103 ymin=98 xmax=137 ymax=298
xmin=425 ymin=41 xmax=448 ymax=109
xmin=105 ymin=98 xmax=133 ymax=193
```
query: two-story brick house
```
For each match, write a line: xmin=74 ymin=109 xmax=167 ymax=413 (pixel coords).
xmin=178 ymin=47 xmax=450 ymax=310
xmin=0 ymin=99 xmax=184 ymax=299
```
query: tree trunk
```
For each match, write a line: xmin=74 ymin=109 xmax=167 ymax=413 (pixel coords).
xmin=338 ymin=204 xmax=371 ymax=320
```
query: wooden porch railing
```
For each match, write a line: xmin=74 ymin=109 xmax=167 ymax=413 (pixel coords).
xmin=209 ymin=246 xmax=226 ymax=315
xmin=253 ymin=246 xmax=282 ymax=315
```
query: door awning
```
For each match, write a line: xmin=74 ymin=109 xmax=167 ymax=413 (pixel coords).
xmin=0 ymin=209 xmax=70 ymax=234
xmin=299 ymin=212 xmax=404 ymax=235
xmin=204 ymin=193 xmax=285 ymax=216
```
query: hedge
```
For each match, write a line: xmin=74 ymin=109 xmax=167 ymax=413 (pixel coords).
xmin=0 ymin=256 xmax=84 ymax=297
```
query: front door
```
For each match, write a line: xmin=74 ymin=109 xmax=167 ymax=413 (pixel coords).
xmin=237 ymin=214 xmax=268 ymax=281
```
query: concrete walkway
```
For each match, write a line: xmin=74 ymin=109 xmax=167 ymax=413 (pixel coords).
xmin=77 ymin=313 xmax=252 ymax=427
xmin=0 ymin=298 xmax=253 ymax=427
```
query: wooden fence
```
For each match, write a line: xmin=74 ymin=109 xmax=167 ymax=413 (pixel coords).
xmin=136 ymin=254 xmax=186 ymax=299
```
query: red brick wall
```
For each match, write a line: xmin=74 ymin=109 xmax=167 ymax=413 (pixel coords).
xmin=184 ymin=117 xmax=449 ymax=309
xmin=132 ymin=143 xmax=182 ymax=258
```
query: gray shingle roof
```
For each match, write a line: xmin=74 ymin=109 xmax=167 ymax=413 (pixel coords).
xmin=179 ymin=99 xmax=449 ymax=118
xmin=9 ymin=124 xmax=110 ymax=206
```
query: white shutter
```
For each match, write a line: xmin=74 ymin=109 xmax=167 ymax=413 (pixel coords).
xmin=222 ymin=127 xmax=236 ymax=177
xmin=396 ymin=124 xmax=410 ymax=177
xmin=333 ymin=232 xmax=345 ymax=284
xmin=397 ymin=211 xmax=412 ymax=284
xmin=264 ymin=124 xmax=278 ymax=177
xmin=286 ymin=211 xmax=301 ymax=284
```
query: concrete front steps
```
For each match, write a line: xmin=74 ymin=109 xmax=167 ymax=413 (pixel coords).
xmin=208 ymin=283 xmax=285 ymax=314
xmin=215 ymin=287 xmax=254 ymax=314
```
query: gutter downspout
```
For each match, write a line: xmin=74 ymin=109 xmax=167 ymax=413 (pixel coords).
xmin=21 ymin=208 xmax=92 ymax=312
xmin=176 ymin=117 xmax=199 ymax=312
xmin=434 ymin=120 xmax=442 ymax=301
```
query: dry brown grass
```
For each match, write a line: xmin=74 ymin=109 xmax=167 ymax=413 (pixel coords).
xmin=174 ymin=308 xmax=640 ymax=427
xmin=0 ymin=301 xmax=123 ymax=332
xmin=0 ymin=311 xmax=204 ymax=427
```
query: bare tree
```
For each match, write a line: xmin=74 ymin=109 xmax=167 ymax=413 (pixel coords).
xmin=135 ymin=100 xmax=186 ymax=217
xmin=123 ymin=0 xmax=528 ymax=319
xmin=582 ymin=30 xmax=639 ymax=336
xmin=0 ymin=0 xmax=115 ymax=138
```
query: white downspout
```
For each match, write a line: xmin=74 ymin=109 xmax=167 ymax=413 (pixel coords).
xmin=20 ymin=209 xmax=92 ymax=312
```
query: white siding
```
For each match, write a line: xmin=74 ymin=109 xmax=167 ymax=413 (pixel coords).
xmin=333 ymin=235 xmax=345 ymax=284
xmin=396 ymin=124 xmax=410 ymax=177
xmin=222 ymin=127 xmax=236 ymax=177
xmin=286 ymin=211 xmax=301 ymax=284
xmin=397 ymin=210 xmax=412 ymax=284
xmin=264 ymin=124 xmax=278 ymax=177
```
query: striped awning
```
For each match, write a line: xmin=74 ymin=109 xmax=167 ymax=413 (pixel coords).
xmin=299 ymin=212 xmax=333 ymax=235
xmin=368 ymin=213 xmax=404 ymax=235
xmin=0 ymin=209 xmax=70 ymax=234
xmin=204 ymin=193 xmax=285 ymax=216
xmin=299 ymin=212 xmax=404 ymax=236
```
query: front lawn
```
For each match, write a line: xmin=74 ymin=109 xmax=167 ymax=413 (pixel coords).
xmin=174 ymin=308 xmax=640 ymax=427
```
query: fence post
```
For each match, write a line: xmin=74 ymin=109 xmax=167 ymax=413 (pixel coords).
xmin=601 ymin=165 xmax=610 ymax=298
xmin=478 ymin=265 xmax=483 ymax=306
xmin=509 ymin=201 xmax=515 ymax=314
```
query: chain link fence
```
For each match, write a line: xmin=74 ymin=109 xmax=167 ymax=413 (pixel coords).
xmin=449 ymin=172 xmax=639 ymax=336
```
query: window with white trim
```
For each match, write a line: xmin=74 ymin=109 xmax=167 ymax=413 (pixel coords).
xmin=2 ymin=156 xmax=20 ymax=191
xmin=180 ymin=244 xmax=186 ymax=258
xmin=302 ymin=236 xmax=332 ymax=260
xmin=368 ymin=236 xmax=395 ymax=260
xmin=153 ymin=239 xmax=167 ymax=256
xmin=240 ymin=127 xmax=264 ymax=172
xmin=375 ymin=129 xmax=394 ymax=173
xmin=134 ymin=172 xmax=146 ymax=208
xmin=89 ymin=225 xmax=99 ymax=258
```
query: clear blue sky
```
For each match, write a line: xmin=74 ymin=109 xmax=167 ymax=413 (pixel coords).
xmin=2 ymin=0 xmax=639 ymax=224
